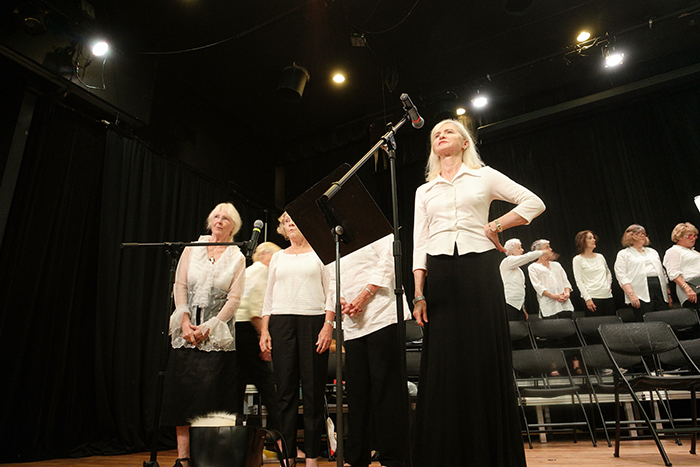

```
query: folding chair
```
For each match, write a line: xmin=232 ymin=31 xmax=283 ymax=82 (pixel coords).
xmin=512 ymin=348 xmax=597 ymax=448
xmin=599 ymin=321 xmax=700 ymax=466
xmin=644 ymin=308 xmax=700 ymax=340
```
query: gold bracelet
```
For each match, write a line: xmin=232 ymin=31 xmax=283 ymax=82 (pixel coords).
xmin=494 ymin=219 xmax=503 ymax=232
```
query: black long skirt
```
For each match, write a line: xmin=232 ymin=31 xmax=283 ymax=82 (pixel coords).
xmin=412 ymin=249 xmax=526 ymax=466
xmin=160 ymin=347 xmax=237 ymax=427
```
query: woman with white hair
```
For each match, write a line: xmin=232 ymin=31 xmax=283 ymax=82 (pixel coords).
xmin=499 ymin=238 xmax=543 ymax=321
xmin=412 ymin=118 xmax=545 ymax=467
xmin=663 ymin=222 xmax=700 ymax=309
xmin=161 ymin=202 xmax=247 ymax=467
xmin=527 ymin=239 xmax=574 ymax=319
xmin=614 ymin=224 xmax=671 ymax=321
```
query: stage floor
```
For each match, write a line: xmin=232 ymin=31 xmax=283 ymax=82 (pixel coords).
xmin=2 ymin=439 xmax=699 ymax=467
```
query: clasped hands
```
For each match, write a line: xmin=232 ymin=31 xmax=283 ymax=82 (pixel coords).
xmin=182 ymin=320 xmax=210 ymax=345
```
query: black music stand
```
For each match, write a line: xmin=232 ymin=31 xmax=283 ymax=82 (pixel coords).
xmin=286 ymin=165 xmax=393 ymax=466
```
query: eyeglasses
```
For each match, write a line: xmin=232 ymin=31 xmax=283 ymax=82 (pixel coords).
xmin=635 ymin=232 xmax=647 ymax=237
xmin=684 ymin=234 xmax=698 ymax=240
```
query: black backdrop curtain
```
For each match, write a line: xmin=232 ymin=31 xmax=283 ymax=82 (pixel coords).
xmin=0 ymin=98 xmax=265 ymax=462
xmin=1 ymin=76 xmax=700 ymax=463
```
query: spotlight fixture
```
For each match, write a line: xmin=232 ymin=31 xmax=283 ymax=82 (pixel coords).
xmin=332 ymin=73 xmax=345 ymax=84
xmin=471 ymin=92 xmax=488 ymax=109
xmin=603 ymin=45 xmax=624 ymax=67
xmin=92 ymin=40 xmax=109 ymax=57
xmin=433 ymin=91 xmax=459 ymax=121
xmin=456 ymin=107 xmax=466 ymax=116
xmin=695 ymin=195 xmax=700 ymax=213
xmin=277 ymin=64 xmax=310 ymax=103
xmin=577 ymin=31 xmax=591 ymax=42
xmin=350 ymin=33 xmax=367 ymax=47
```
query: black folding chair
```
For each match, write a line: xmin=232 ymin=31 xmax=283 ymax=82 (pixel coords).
xmin=512 ymin=348 xmax=597 ymax=448
xmin=644 ymin=308 xmax=700 ymax=340
xmin=599 ymin=322 xmax=700 ymax=466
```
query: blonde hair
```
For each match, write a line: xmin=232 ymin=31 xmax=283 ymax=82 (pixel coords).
xmin=425 ymin=119 xmax=484 ymax=182
xmin=206 ymin=203 xmax=242 ymax=240
xmin=253 ymin=242 xmax=281 ymax=262
xmin=671 ymin=222 xmax=698 ymax=243
xmin=621 ymin=224 xmax=649 ymax=247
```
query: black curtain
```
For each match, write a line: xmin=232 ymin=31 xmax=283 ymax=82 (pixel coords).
xmin=2 ymin=74 xmax=699 ymax=463
xmin=0 ymin=98 xmax=265 ymax=462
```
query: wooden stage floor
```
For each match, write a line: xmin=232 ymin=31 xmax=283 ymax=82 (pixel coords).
xmin=3 ymin=439 xmax=699 ymax=467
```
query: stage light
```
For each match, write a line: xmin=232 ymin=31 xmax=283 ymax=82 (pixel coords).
xmin=695 ymin=195 xmax=700 ymax=213
xmin=332 ymin=73 xmax=345 ymax=84
xmin=277 ymin=64 xmax=310 ymax=103
xmin=456 ymin=107 xmax=466 ymax=116
xmin=577 ymin=31 xmax=591 ymax=42
xmin=604 ymin=46 xmax=624 ymax=67
xmin=92 ymin=41 xmax=109 ymax=56
xmin=471 ymin=94 xmax=488 ymax=109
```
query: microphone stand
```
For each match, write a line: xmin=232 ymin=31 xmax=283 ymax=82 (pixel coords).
xmin=317 ymin=115 xmax=413 ymax=467
xmin=121 ymin=239 xmax=249 ymax=467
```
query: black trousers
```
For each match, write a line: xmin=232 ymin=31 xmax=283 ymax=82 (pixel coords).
xmin=506 ymin=304 xmax=526 ymax=321
xmin=584 ymin=297 xmax=616 ymax=317
xmin=233 ymin=321 xmax=280 ymax=430
xmin=634 ymin=277 xmax=668 ymax=321
xmin=344 ymin=324 xmax=409 ymax=467
xmin=269 ymin=314 xmax=328 ymax=457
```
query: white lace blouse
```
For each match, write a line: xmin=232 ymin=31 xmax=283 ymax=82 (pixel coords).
xmin=169 ymin=235 xmax=246 ymax=351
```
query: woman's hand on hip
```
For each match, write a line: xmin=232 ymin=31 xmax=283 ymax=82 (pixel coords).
xmin=483 ymin=224 xmax=505 ymax=252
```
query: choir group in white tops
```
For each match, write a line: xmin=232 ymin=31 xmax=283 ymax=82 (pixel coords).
xmin=500 ymin=222 xmax=700 ymax=320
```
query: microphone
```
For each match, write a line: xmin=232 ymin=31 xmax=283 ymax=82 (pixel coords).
xmin=246 ymin=220 xmax=264 ymax=258
xmin=400 ymin=93 xmax=425 ymax=129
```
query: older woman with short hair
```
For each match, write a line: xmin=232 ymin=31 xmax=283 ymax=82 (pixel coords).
xmin=614 ymin=224 xmax=671 ymax=321
xmin=499 ymin=238 xmax=543 ymax=321
xmin=663 ymin=222 xmax=700 ymax=309
xmin=259 ymin=213 xmax=334 ymax=467
xmin=527 ymin=239 xmax=573 ymax=319
xmin=161 ymin=202 xmax=247 ymax=467
xmin=572 ymin=230 xmax=614 ymax=316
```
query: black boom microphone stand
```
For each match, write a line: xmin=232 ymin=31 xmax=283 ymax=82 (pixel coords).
xmin=121 ymin=219 xmax=264 ymax=467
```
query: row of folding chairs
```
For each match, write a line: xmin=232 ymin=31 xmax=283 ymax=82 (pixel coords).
xmin=509 ymin=309 xmax=700 ymax=466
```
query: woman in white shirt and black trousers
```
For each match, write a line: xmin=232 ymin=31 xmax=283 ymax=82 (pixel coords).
xmin=259 ymin=212 xmax=335 ymax=467
xmin=411 ymin=118 xmax=545 ymax=467
xmin=572 ymin=230 xmax=615 ymax=317
xmin=614 ymin=224 xmax=672 ymax=321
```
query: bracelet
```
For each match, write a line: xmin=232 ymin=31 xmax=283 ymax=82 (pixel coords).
xmin=494 ymin=219 xmax=503 ymax=232
xmin=364 ymin=286 xmax=374 ymax=296
xmin=325 ymin=320 xmax=335 ymax=328
xmin=412 ymin=296 xmax=426 ymax=305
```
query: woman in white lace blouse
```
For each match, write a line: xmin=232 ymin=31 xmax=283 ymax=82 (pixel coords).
xmin=161 ymin=202 xmax=246 ymax=467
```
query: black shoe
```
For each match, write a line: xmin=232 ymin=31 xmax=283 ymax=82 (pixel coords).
xmin=174 ymin=458 xmax=189 ymax=467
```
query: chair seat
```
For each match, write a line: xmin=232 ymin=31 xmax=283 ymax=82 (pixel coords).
xmin=520 ymin=385 xmax=583 ymax=398
xmin=627 ymin=375 xmax=700 ymax=391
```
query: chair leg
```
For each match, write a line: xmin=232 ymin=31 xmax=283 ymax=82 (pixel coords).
xmin=691 ymin=387 xmax=697 ymax=455
xmin=518 ymin=398 xmax=533 ymax=449
xmin=574 ymin=393 xmax=597 ymax=447
xmin=614 ymin=385 xmax=621 ymax=458
xmin=626 ymin=387 xmax=673 ymax=466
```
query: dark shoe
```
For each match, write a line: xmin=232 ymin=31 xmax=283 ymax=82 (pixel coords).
xmin=174 ymin=458 xmax=189 ymax=467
